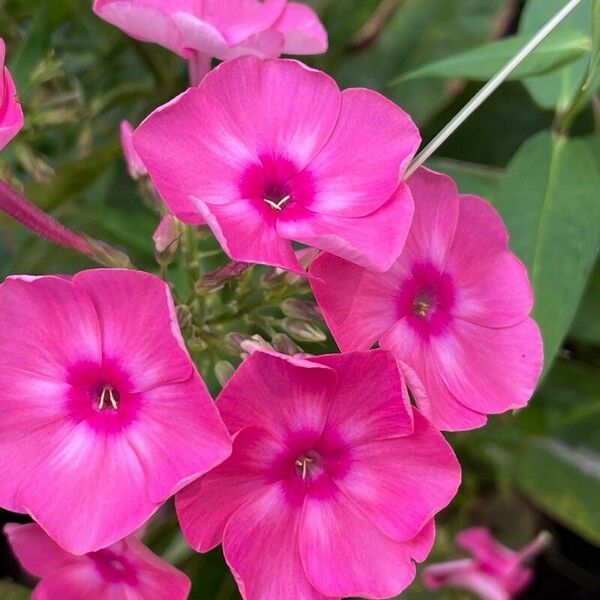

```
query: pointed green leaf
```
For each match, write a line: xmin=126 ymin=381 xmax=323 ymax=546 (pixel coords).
xmin=519 ymin=0 xmax=593 ymax=110
xmin=493 ymin=131 xmax=600 ymax=374
xmin=393 ymin=31 xmax=589 ymax=83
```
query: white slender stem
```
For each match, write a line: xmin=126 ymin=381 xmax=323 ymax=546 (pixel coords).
xmin=403 ymin=0 xmax=586 ymax=179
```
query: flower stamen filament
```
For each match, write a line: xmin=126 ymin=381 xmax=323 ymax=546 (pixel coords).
xmin=263 ymin=194 xmax=291 ymax=211
xmin=98 ymin=385 xmax=119 ymax=410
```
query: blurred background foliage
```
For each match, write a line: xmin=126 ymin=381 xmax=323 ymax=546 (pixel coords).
xmin=0 ymin=0 xmax=599 ymax=598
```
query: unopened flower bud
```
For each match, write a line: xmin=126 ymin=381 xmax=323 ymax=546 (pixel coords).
xmin=215 ymin=361 xmax=235 ymax=387
xmin=196 ymin=261 xmax=251 ymax=292
xmin=120 ymin=120 xmax=147 ymax=181
xmin=153 ymin=214 xmax=180 ymax=263
xmin=240 ymin=335 xmax=273 ymax=356
xmin=283 ymin=319 xmax=327 ymax=343
xmin=271 ymin=333 xmax=303 ymax=356
xmin=223 ymin=332 xmax=247 ymax=356
xmin=281 ymin=298 xmax=321 ymax=321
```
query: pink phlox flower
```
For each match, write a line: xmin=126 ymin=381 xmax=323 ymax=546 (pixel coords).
xmin=310 ymin=167 xmax=543 ymax=431
xmin=93 ymin=0 xmax=327 ymax=67
xmin=0 ymin=268 xmax=232 ymax=555
xmin=176 ymin=348 xmax=461 ymax=599
xmin=134 ymin=56 xmax=420 ymax=273
xmin=4 ymin=522 xmax=191 ymax=599
xmin=423 ymin=527 xmax=551 ymax=600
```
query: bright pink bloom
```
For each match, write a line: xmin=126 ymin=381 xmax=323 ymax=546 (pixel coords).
xmin=120 ymin=120 xmax=147 ymax=180
xmin=134 ymin=56 xmax=419 ymax=273
xmin=0 ymin=38 xmax=24 ymax=150
xmin=93 ymin=0 xmax=327 ymax=67
xmin=0 ymin=269 xmax=231 ymax=555
xmin=176 ymin=349 xmax=461 ymax=599
xmin=5 ymin=522 xmax=191 ymax=600
xmin=310 ymin=167 xmax=543 ymax=431
xmin=423 ymin=527 xmax=550 ymax=600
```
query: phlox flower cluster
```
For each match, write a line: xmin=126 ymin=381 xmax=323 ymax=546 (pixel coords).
xmin=0 ymin=4 xmax=545 ymax=600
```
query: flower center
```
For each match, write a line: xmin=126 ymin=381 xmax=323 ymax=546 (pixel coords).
xmin=412 ymin=291 xmax=436 ymax=318
xmin=294 ymin=450 xmax=323 ymax=481
xmin=263 ymin=183 xmax=292 ymax=211
xmin=97 ymin=384 xmax=120 ymax=411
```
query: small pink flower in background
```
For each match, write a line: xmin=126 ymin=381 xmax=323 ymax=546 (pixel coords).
xmin=93 ymin=0 xmax=327 ymax=81
xmin=176 ymin=349 xmax=461 ymax=599
xmin=310 ymin=167 xmax=543 ymax=431
xmin=134 ymin=56 xmax=420 ymax=273
xmin=0 ymin=269 xmax=231 ymax=555
xmin=423 ymin=527 xmax=551 ymax=600
xmin=0 ymin=38 xmax=24 ymax=150
xmin=120 ymin=120 xmax=147 ymax=180
xmin=4 ymin=522 xmax=191 ymax=599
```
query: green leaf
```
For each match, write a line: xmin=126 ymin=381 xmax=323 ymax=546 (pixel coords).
xmin=333 ymin=0 xmax=511 ymax=123
xmin=394 ymin=31 xmax=589 ymax=83
xmin=0 ymin=581 xmax=31 ymax=600
xmin=519 ymin=0 xmax=593 ymax=110
xmin=513 ymin=435 xmax=600 ymax=546
xmin=584 ymin=0 xmax=600 ymax=88
xmin=8 ymin=0 xmax=51 ymax=91
xmin=493 ymin=131 xmax=600 ymax=374
xmin=570 ymin=258 xmax=600 ymax=344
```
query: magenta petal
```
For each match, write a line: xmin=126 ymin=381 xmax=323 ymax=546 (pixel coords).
xmin=299 ymin=482 xmax=422 ymax=599
xmin=124 ymin=536 xmax=192 ymax=600
xmin=278 ymin=183 xmax=414 ymax=272
xmin=126 ymin=374 xmax=232 ymax=504
xmin=306 ymin=89 xmax=420 ymax=217
xmin=309 ymin=252 xmax=408 ymax=352
xmin=134 ymin=87 xmax=257 ymax=223
xmin=432 ymin=317 xmax=543 ymax=416
xmin=0 ymin=65 xmax=24 ymax=150
xmin=19 ymin=424 xmax=157 ymax=555
xmin=216 ymin=350 xmax=337 ymax=438
xmin=404 ymin=167 xmax=460 ymax=268
xmin=33 ymin=563 xmax=106 ymax=600
xmin=275 ymin=3 xmax=328 ymax=55
xmin=194 ymin=197 xmax=303 ymax=273
xmin=447 ymin=195 xmax=534 ymax=327
xmin=4 ymin=523 xmax=77 ymax=578
xmin=333 ymin=411 xmax=461 ymax=542
xmin=201 ymin=57 xmax=341 ymax=170
xmin=223 ymin=483 xmax=332 ymax=600
xmin=311 ymin=350 xmax=414 ymax=446
xmin=177 ymin=426 xmax=286 ymax=552
xmin=92 ymin=0 xmax=189 ymax=56
xmin=380 ymin=319 xmax=488 ymax=431
xmin=73 ymin=269 xmax=192 ymax=392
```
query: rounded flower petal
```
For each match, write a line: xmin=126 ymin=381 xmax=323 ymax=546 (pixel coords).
xmin=177 ymin=426 xmax=288 ymax=553
xmin=73 ymin=269 xmax=192 ymax=392
xmin=278 ymin=183 xmax=414 ymax=272
xmin=305 ymin=89 xmax=420 ymax=218
xmin=223 ymin=483 xmax=333 ymax=600
xmin=332 ymin=411 xmax=461 ymax=542
xmin=216 ymin=350 xmax=337 ymax=438
xmin=0 ymin=63 xmax=24 ymax=150
xmin=275 ymin=2 xmax=328 ymax=55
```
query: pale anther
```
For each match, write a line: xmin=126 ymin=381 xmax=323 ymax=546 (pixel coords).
xmin=263 ymin=194 xmax=291 ymax=211
xmin=98 ymin=385 xmax=119 ymax=410
xmin=295 ymin=456 xmax=313 ymax=480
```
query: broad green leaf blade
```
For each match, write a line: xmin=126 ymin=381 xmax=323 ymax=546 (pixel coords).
xmin=570 ymin=258 xmax=600 ymax=344
xmin=514 ymin=436 xmax=600 ymax=546
xmin=519 ymin=0 xmax=593 ymax=110
xmin=394 ymin=31 xmax=589 ymax=83
xmin=494 ymin=131 xmax=600 ymax=374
